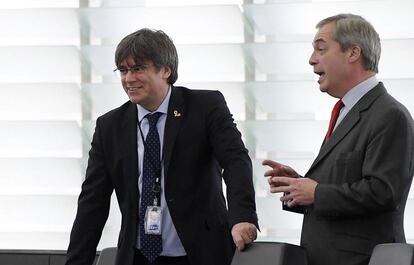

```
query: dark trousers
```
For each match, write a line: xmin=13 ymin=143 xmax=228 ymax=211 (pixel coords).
xmin=134 ymin=249 xmax=190 ymax=265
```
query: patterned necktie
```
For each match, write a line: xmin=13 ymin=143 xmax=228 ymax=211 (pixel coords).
xmin=326 ymin=99 xmax=344 ymax=141
xmin=139 ymin=112 xmax=162 ymax=262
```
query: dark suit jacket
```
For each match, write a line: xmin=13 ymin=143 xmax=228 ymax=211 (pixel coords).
xmin=288 ymin=83 xmax=414 ymax=265
xmin=65 ymin=86 xmax=258 ymax=265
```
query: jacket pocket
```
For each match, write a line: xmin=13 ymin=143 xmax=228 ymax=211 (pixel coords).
xmin=334 ymin=150 xmax=363 ymax=183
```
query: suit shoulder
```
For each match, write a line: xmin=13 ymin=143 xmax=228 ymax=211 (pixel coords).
xmin=173 ymin=86 xmax=224 ymax=102
xmin=369 ymin=91 xmax=414 ymax=133
xmin=174 ymin=86 xmax=223 ymax=96
xmin=376 ymin=91 xmax=413 ymax=120
xmin=97 ymin=101 xmax=134 ymax=123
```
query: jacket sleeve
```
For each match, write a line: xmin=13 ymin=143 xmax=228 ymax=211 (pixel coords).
xmin=65 ymin=118 xmax=114 ymax=265
xmin=205 ymin=91 xmax=259 ymax=228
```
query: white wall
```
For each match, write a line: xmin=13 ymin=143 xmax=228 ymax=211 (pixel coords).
xmin=0 ymin=0 xmax=413 ymax=250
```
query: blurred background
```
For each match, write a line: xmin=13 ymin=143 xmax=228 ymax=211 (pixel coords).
xmin=0 ymin=0 xmax=413 ymax=251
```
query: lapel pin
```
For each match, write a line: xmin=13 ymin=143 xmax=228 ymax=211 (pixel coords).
xmin=173 ymin=110 xmax=182 ymax=117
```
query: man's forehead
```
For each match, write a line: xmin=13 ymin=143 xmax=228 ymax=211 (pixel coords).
xmin=312 ymin=25 xmax=334 ymax=44
xmin=118 ymin=54 xmax=133 ymax=64
xmin=120 ymin=56 xmax=150 ymax=66
xmin=315 ymin=23 xmax=335 ymax=38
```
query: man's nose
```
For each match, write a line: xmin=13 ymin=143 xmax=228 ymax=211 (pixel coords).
xmin=309 ymin=51 xmax=317 ymax=66
xmin=124 ymin=69 xmax=136 ymax=81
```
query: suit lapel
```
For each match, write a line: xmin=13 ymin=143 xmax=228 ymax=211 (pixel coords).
xmin=309 ymin=110 xmax=360 ymax=171
xmin=307 ymin=83 xmax=387 ymax=173
xmin=120 ymin=102 xmax=140 ymax=204
xmin=163 ymin=86 xmax=185 ymax=178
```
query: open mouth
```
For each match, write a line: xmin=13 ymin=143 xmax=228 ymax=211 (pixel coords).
xmin=314 ymin=71 xmax=325 ymax=83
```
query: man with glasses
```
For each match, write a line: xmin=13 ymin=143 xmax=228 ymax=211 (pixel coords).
xmin=65 ymin=28 xmax=258 ymax=265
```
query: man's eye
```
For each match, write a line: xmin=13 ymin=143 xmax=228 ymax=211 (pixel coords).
xmin=119 ymin=69 xmax=128 ymax=74
xmin=131 ymin=66 xmax=144 ymax=72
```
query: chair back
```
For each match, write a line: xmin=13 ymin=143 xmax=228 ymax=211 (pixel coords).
xmin=368 ymin=243 xmax=414 ymax=265
xmin=231 ymin=242 xmax=308 ymax=265
xmin=96 ymin=247 xmax=117 ymax=265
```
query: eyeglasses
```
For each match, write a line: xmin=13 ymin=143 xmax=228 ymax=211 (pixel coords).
xmin=113 ymin=64 xmax=148 ymax=76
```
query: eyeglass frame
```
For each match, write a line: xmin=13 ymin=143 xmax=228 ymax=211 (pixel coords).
xmin=113 ymin=64 xmax=149 ymax=76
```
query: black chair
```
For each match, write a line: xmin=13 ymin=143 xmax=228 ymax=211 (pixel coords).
xmin=96 ymin=247 xmax=117 ymax=265
xmin=368 ymin=243 xmax=414 ymax=265
xmin=231 ymin=242 xmax=308 ymax=265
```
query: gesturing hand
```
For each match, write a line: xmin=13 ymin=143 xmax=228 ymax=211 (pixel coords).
xmin=262 ymin=159 xmax=318 ymax=207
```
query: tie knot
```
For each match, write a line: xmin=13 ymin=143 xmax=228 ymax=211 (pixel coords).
xmin=325 ymin=99 xmax=344 ymax=141
xmin=333 ymin=99 xmax=344 ymax=113
xmin=146 ymin=112 xmax=162 ymax=128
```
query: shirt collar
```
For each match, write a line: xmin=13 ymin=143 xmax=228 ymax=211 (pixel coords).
xmin=137 ymin=85 xmax=171 ymax=122
xmin=341 ymin=75 xmax=378 ymax=109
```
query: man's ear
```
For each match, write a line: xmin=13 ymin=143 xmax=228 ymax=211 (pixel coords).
xmin=348 ymin=46 xmax=362 ymax=63
xmin=162 ymin=66 xmax=172 ymax=79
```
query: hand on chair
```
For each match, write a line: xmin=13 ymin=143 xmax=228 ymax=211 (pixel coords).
xmin=231 ymin=222 xmax=257 ymax=251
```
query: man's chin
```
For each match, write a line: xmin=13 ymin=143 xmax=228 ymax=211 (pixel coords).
xmin=319 ymin=86 xmax=328 ymax=93
xmin=128 ymin=97 xmax=143 ymax=105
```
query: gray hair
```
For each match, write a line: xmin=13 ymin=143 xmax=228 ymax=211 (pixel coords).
xmin=317 ymin=14 xmax=381 ymax=73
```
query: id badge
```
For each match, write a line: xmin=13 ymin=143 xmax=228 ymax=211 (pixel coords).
xmin=144 ymin=206 xmax=162 ymax=235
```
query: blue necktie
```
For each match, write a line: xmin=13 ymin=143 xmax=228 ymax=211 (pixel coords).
xmin=139 ymin=112 xmax=162 ymax=262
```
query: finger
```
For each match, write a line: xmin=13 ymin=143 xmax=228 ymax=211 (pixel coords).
xmin=268 ymin=176 xmax=278 ymax=185
xmin=263 ymin=161 xmax=297 ymax=177
xmin=232 ymin=233 xmax=244 ymax=251
xmin=269 ymin=177 xmax=293 ymax=191
xmin=270 ymin=176 xmax=294 ymax=186
xmin=243 ymin=224 xmax=257 ymax=241
xmin=287 ymin=198 xmax=297 ymax=208
xmin=239 ymin=232 xmax=252 ymax=250
xmin=264 ymin=169 xmax=292 ymax=178
xmin=237 ymin=240 xmax=246 ymax=251
xmin=264 ymin=169 xmax=276 ymax=177
xmin=280 ymin=192 xmax=293 ymax=202
xmin=262 ymin=159 xmax=282 ymax=168
xmin=278 ymin=165 xmax=296 ymax=176
xmin=270 ymin=185 xmax=291 ymax=193
xmin=248 ymin=228 xmax=257 ymax=241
